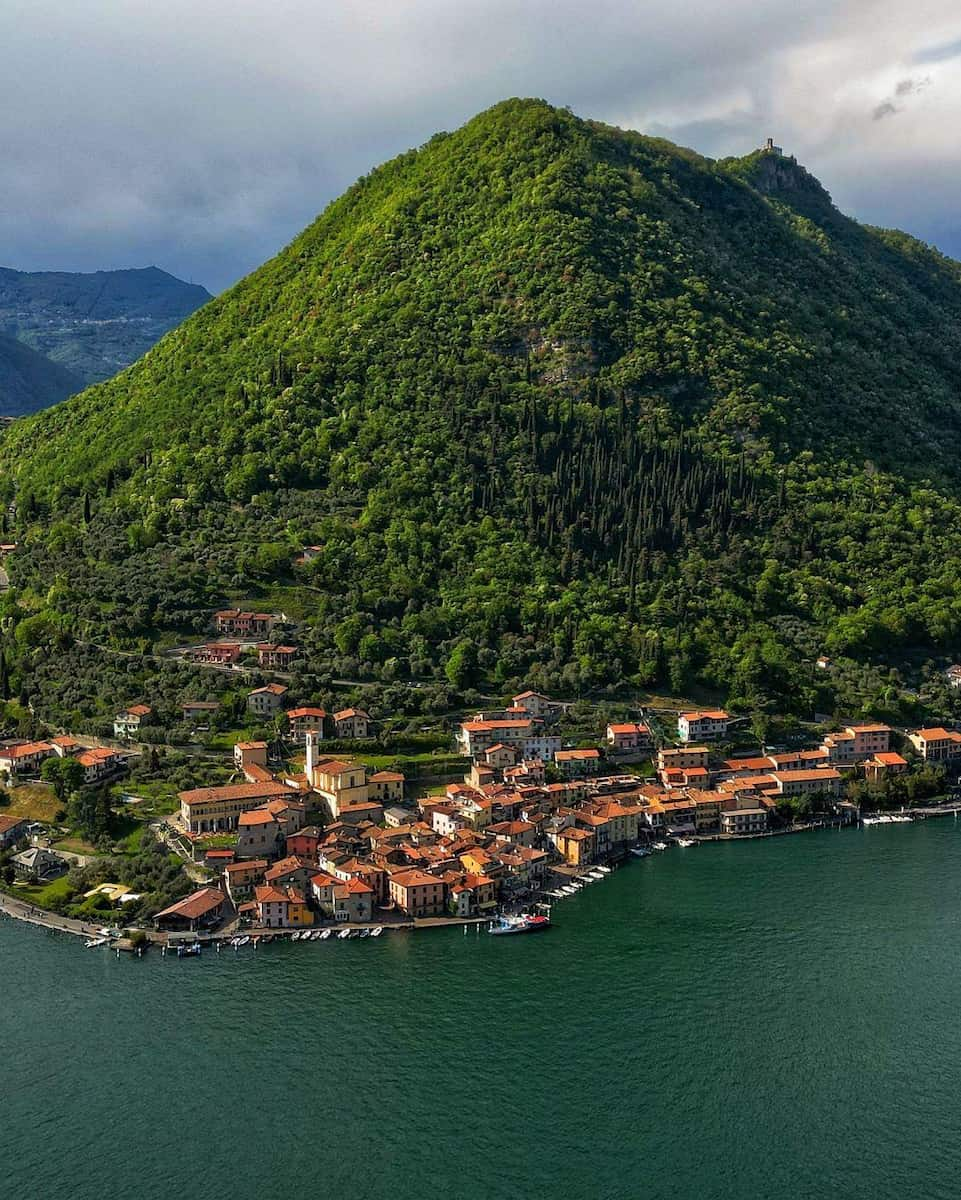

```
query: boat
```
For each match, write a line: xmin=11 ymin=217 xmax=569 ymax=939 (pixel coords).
xmin=237 ymin=935 xmax=250 ymax=946
xmin=84 ymin=936 xmax=109 ymax=948
xmin=596 ymin=865 xmax=612 ymax=874
xmin=488 ymin=913 xmax=551 ymax=936
xmin=319 ymin=929 xmax=332 ymax=940
xmin=631 ymin=847 xmax=651 ymax=858
xmin=561 ymin=885 xmax=578 ymax=895
xmin=676 ymin=838 xmax=697 ymax=848
xmin=588 ymin=870 xmax=606 ymax=880
xmin=337 ymin=928 xmax=351 ymax=939
xmin=176 ymin=942 xmax=201 ymax=957
xmin=359 ymin=928 xmax=371 ymax=938
xmin=312 ymin=929 xmax=324 ymax=939
xmin=370 ymin=926 xmax=384 ymax=937
xmin=652 ymin=842 xmax=668 ymax=851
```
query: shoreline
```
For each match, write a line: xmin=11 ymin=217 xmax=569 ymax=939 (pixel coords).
xmin=4 ymin=806 xmax=960 ymax=949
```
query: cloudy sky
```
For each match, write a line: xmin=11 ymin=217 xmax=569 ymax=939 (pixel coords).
xmin=4 ymin=0 xmax=961 ymax=292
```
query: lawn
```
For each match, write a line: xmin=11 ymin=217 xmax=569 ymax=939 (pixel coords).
xmin=2 ymin=783 xmax=61 ymax=823
xmin=52 ymin=835 xmax=99 ymax=856
xmin=7 ymin=874 xmax=75 ymax=909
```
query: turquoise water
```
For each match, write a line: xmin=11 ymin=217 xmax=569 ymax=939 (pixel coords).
xmin=3 ymin=821 xmax=961 ymax=1200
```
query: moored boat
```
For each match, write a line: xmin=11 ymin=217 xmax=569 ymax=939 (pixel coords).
xmin=488 ymin=913 xmax=551 ymax=935
xmin=319 ymin=929 xmax=332 ymax=940
xmin=370 ymin=926 xmax=384 ymax=937
xmin=676 ymin=838 xmax=697 ymax=848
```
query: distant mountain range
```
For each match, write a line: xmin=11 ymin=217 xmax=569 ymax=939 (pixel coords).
xmin=0 ymin=265 xmax=211 ymax=414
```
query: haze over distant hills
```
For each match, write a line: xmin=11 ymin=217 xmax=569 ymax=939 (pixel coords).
xmin=0 ymin=265 xmax=211 ymax=406
xmin=0 ymin=331 xmax=84 ymax=417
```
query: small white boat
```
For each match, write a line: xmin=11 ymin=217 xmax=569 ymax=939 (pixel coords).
xmin=84 ymin=936 xmax=109 ymax=948
xmin=561 ymin=885 xmax=578 ymax=895
xmin=589 ymin=870 xmax=606 ymax=881
xmin=237 ymin=935 xmax=250 ymax=946
xmin=676 ymin=838 xmax=697 ymax=848
xmin=319 ymin=929 xmax=332 ymax=940
xmin=337 ymin=928 xmax=351 ymax=939
xmin=370 ymin=926 xmax=384 ymax=937
xmin=653 ymin=842 xmax=668 ymax=851
xmin=631 ymin=847 xmax=651 ymax=858
xmin=596 ymin=865 xmax=612 ymax=874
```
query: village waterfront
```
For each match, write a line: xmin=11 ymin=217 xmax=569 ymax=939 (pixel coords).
xmin=4 ymin=817 xmax=961 ymax=1200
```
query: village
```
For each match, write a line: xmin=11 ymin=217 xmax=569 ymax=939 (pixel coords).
xmin=2 ymin=607 xmax=961 ymax=948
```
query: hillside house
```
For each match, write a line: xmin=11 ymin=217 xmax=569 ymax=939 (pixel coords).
xmin=190 ymin=643 xmax=242 ymax=665
xmin=677 ymin=710 xmax=731 ymax=742
xmin=863 ymin=752 xmax=908 ymax=782
xmin=907 ymin=728 xmax=961 ymax=762
xmin=12 ymin=847 xmax=68 ymax=883
xmin=285 ymin=707 xmax=326 ymax=742
xmin=77 ymin=747 xmax=126 ymax=784
xmin=181 ymin=701 xmax=220 ymax=723
xmin=333 ymin=708 xmax=370 ymax=739
xmin=511 ymin=690 xmax=558 ymax=720
xmin=257 ymin=644 xmax=298 ymax=669
xmin=0 ymin=741 xmax=55 ymax=779
xmin=368 ymin=770 xmax=404 ymax=804
xmin=0 ymin=814 xmax=28 ymax=849
xmin=247 ymin=683 xmax=289 ymax=717
xmin=606 ymin=722 xmax=652 ymax=752
xmin=114 ymin=704 xmax=152 ymax=739
xmin=554 ymin=748 xmax=602 ymax=778
xmin=214 ymin=610 xmax=277 ymax=638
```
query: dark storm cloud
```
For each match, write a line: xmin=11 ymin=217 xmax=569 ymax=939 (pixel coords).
xmin=2 ymin=1 xmax=960 ymax=289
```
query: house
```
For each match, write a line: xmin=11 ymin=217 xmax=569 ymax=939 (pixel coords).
xmin=481 ymin=743 xmax=516 ymax=771
xmin=331 ymin=878 xmax=375 ymax=923
xmin=285 ymin=707 xmax=326 ymax=742
xmin=12 ymin=846 xmax=68 ymax=883
xmin=677 ymin=710 xmax=731 ymax=742
xmin=449 ymin=873 xmax=497 ymax=916
xmin=383 ymin=806 xmax=413 ymax=828
xmin=178 ymin=780 xmax=294 ymax=834
xmin=224 ymin=859 xmax=268 ymax=902
xmin=0 ymin=740 xmax=55 ymax=779
xmin=114 ymin=704 xmax=152 ymax=739
xmin=768 ymin=768 xmax=843 ymax=797
xmin=389 ymin=869 xmax=447 ymax=917
xmin=50 ymin=735 xmax=82 ymax=757
xmin=309 ymin=871 xmax=340 ymax=911
xmin=234 ymin=741 xmax=268 ymax=772
xmin=154 ymin=886 xmax=226 ymax=931
xmin=286 ymin=825 xmax=323 ymax=860
xmin=488 ymin=819 xmax=537 ymax=847
xmin=190 ymin=643 xmax=242 ymax=665
xmin=606 ymin=722 xmax=652 ymax=752
xmin=254 ymin=884 xmax=312 ymax=928
xmin=511 ymin=690 xmax=558 ymax=720
xmin=257 ymin=643 xmax=298 ymax=669
xmin=457 ymin=719 xmax=561 ymax=762
xmin=333 ymin=708 xmax=370 ymax=739
xmin=236 ymin=810 xmax=283 ymax=859
xmin=264 ymin=855 xmax=317 ymax=896
xmin=247 ymin=683 xmax=289 ymax=717
xmin=907 ymin=728 xmax=961 ymax=762
xmin=76 ymin=747 xmax=126 ymax=784
xmin=863 ymin=752 xmax=909 ymax=782
xmin=181 ymin=701 xmax=220 ymax=723
xmin=551 ymin=826 xmax=595 ymax=866
xmin=368 ymin=771 xmax=404 ymax=804
xmin=720 ymin=794 xmax=771 ymax=836
xmin=0 ymin=814 xmax=28 ymax=849
xmin=822 ymin=724 xmax=892 ymax=764
xmin=946 ymin=665 xmax=961 ymax=689
xmin=657 ymin=746 xmax=710 ymax=772
xmin=214 ymin=610 xmax=277 ymax=638
xmin=816 ymin=655 xmax=831 ymax=670
xmin=554 ymin=748 xmax=602 ymax=778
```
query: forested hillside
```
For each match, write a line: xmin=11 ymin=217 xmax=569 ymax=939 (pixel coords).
xmin=0 ymin=332 xmax=82 ymax=416
xmin=3 ymin=98 xmax=961 ymax=724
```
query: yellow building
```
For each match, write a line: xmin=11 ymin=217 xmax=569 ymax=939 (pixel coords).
xmin=553 ymin=826 xmax=595 ymax=866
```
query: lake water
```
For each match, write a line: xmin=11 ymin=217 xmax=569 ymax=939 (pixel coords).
xmin=3 ymin=820 xmax=961 ymax=1200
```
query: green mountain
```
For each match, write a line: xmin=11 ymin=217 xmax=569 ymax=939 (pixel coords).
xmin=0 ymin=265 xmax=211 ymax=387
xmin=4 ymin=98 xmax=961 ymax=723
xmin=0 ymin=331 xmax=83 ymax=417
